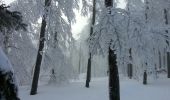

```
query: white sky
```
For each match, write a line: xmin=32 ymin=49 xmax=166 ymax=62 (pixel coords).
xmin=3 ymin=0 xmax=126 ymax=40
xmin=72 ymin=0 xmax=127 ymax=40
xmin=2 ymin=0 xmax=15 ymax=5
xmin=72 ymin=11 xmax=89 ymax=40
xmin=117 ymin=0 xmax=126 ymax=9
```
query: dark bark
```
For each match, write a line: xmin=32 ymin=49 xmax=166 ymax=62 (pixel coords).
xmin=105 ymin=0 xmax=113 ymax=7
xmin=127 ymin=64 xmax=133 ymax=79
xmin=159 ymin=51 xmax=162 ymax=69
xmin=105 ymin=0 xmax=120 ymax=100
xmin=0 ymin=4 xmax=27 ymax=31
xmin=78 ymin=45 xmax=81 ymax=74
xmin=163 ymin=49 xmax=166 ymax=69
xmin=158 ymin=51 xmax=162 ymax=69
xmin=167 ymin=52 xmax=170 ymax=78
xmin=0 ymin=71 xmax=20 ymax=100
xmin=85 ymin=0 xmax=96 ymax=88
xmin=164 ymin=9 xmax=168 ymax=25
xmin=108 ymin=47 xmax=120 ymax=100
xmin=127 ymin=48 xmax=133 ymax=79
xmin=143 ymin=0 xmax=149 ymax=82
xmin=30 ymin=0 xmax=51 ymax=95
xmin=30 ymin=17 xmax=46 ymax=95
xmin=143 ymin=70 xmax=147 ymax=85
xmin=145 ymin=0 xmax=149 ymax=23
xmin=85 ymin=53 xmax=91 ymax=88
xmin=164 ymin=9 xmax=170 ymax=78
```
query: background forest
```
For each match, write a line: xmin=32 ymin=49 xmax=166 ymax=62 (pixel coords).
xmin=0 ymin=0 xmax=170 ymax=100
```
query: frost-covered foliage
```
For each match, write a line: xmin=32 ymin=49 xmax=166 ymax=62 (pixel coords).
xmin=0 ymin=4 xmax=27 ymax=32
xmin=0 ymin=47 xmax=20 ymax=100
xmin=41 ymin=46 xmax=74 ymax=84
xmin=8 ymin=32 xmax=36 ymax=85
xmin=42 ymin=0 xmax=79 ymax=84
xmin=89 ymin=7 xmax=128 ymax=55
xmin=74 ymin=22 xmax=108 ymax=77
xmin=0 ymin=3 xmax=27 ymax=52
xmin=71 ymin=0 xmax=109 ymax=78
xmin=7 ymin=0 xmax=79 ymax=85
xmin=125 ymin=0 xmax=170 ymax=80
xmin=1 ymin=0 xmax=170 ymax=86
xmin=88 ymin=0 xmax=170 ymax=81
xmin=0 ymin=2 xmax=30 ymax=85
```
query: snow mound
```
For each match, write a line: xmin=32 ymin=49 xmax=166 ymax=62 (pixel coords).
xmin=0 ymin=47 xmax=13 ymax=73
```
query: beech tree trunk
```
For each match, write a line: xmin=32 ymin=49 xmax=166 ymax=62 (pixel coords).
xmin=86 ymin=53 xmax=91 ymax=88
xmin=30 ymin=0 xmax=51 ymax=95
xmin=159 ymin=51 xmax=162 ymax=69
xmin=167 ymin=52 xmax=170 ymax=78
xmin=105 ymin=0 xmax=120 ymax=100
xmin=108 ymin=47 xmax=120 ymax=100
xmin=143 ymin=70 xmax=147 ymax=85
xmin=127 ymin=64 xmax=133 ymax=79
xmin=85 ymin=0 xmax=96 ymax=88
xmin=145 ymin=0 xmax=149 ymax=23
xmin=164 ymin=8 xmax=170 ymax=78
xmin=127 ymin=48 xmax=133 ymax=79
xmin=78 ymin=44 xmax=81 ymax=74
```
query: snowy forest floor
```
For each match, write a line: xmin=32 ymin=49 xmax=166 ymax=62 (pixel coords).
xmin=19 ymin=75 xmax=170 ymax=100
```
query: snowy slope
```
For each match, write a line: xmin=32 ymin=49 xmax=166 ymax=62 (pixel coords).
xmin=0 ymin=47 xmax=13 ymax=73
xmin=19 ymin=77 xmax=170 ymax=100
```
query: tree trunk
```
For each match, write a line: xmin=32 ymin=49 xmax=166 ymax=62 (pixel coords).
xmin=164 ymin=8 xmax=170 ymax=78
xmin=127 ymin=64 xmax=133 ymax=79
xmin=163 ymin=49 xmax=166 ymax=69
xmin=145 ymin=0 xmax=149 ymax=23
xmin=85 ymin=0 xmax=96 ymax=88
xmin=143 ymin=70 xmax=147 ymax=85
xmin=30 ymin=0 xmax=51 ymax=95
xmin=159 ymin=51 xmax=162 ymax=69
xmin=85 ymin=53 xmax=91 ymax=88
xmin=105 ymin=0 xmax=120 ymax=100
xmin=78 ymin=44 xmax=81 ymax=74
xmin=127 ymin=48 xmax=133 ymax=79
xmin=167 ymin=52 xmax=170 ymax=78
xmin=108 ymin=47 xmax=120 ymax=100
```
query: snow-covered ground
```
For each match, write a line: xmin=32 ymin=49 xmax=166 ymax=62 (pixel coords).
xmin=19 ymin=76 xmax=170 ymax=100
